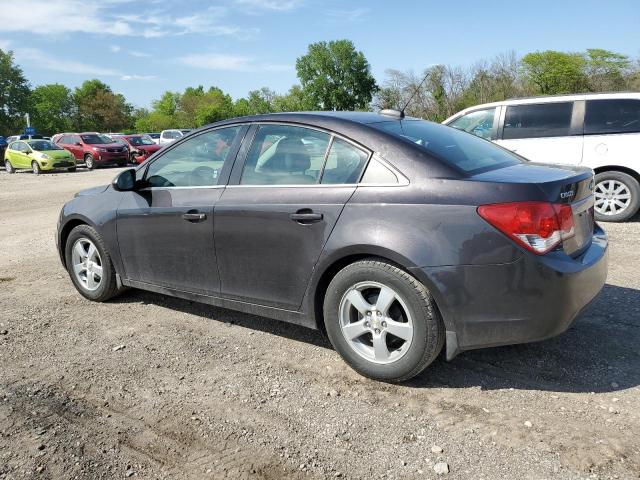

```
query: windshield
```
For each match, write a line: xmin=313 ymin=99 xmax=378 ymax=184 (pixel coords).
xmin=372 ymin=119 xmax=522 ymax=174
xmin=128 ymin=136 xmax=155 ymax=146
xmin=28 ymin=140 xmax=63 ymax=151
xmin=81 ymin=134 xmax=109 ymax=144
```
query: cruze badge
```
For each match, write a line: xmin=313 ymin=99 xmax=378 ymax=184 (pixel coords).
xmin=560 ymin=190 xmax=575 ymax=199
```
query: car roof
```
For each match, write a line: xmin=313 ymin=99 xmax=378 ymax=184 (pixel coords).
xmin=444 ymin=92 xmax=640 ymax=123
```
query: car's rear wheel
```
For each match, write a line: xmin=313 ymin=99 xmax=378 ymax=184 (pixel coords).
xmin=323 ymin=259 xmax=444 ymax=383
xmin=65 ymin=224 xmax=119 ymax=302
xmin=32 ymin=161 xmax=41 ymax=175
xmin=594 ymin=171 xmax=640 ymax=222
xmin=84 ymin=154 xmax=95 ymax=170
xmin=5 ymin=160 xmax=15 ymax=174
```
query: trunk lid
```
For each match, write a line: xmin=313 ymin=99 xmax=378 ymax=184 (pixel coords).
xmin=472 ymin=162 xmax=595 ymax=256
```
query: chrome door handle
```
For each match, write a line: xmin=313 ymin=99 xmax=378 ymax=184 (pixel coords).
xmin=290 ymin=212 xmax=323 ymax=223
xmin=182 ymin=212 xmax=206 ymax=222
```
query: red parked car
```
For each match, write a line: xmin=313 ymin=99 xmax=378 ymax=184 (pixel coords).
xmin=112 ymin=134 xmax=161 ymax=164
xmin=55 ymin=133 xmax=128 ymax=169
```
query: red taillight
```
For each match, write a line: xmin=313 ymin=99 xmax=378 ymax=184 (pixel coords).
xmin=477 ymin=201 xmax=575 ymax=255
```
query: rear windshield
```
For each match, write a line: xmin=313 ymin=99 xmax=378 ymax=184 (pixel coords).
xmin=373 ymin=119 xmax=522 ymax=174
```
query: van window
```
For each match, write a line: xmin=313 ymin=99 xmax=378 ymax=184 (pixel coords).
xmin=503 ymin=102 xmax=573 ymax=139
xmin=448 ymin=108 xmax=496 ymax=140
xmin=585 ymin=99 xmax=640 ymax=135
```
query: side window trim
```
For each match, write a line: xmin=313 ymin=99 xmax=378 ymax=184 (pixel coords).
xmin=138 ymin=124 xmax=249 ymax=189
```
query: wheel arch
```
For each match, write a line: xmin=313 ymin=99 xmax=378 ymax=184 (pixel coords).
xmin=593 ymin=165 xmax=640 ymax=185
xmin=57 ymin=215 xmax=98 ymax=267
xmin=311 ymin=247 xmax=448 ymax=335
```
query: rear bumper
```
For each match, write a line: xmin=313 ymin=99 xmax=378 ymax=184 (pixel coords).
xmin=417 ymin=225 xmax=608 ymax=359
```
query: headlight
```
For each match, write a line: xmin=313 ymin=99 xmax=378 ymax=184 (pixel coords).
xmin=93 ymin=147 xmax=107 ymax=152
xmin=41 ymin=153 xmax=52 ymax=160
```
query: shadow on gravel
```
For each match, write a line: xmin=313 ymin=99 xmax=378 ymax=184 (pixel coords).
xmin=112 ymin=288 xmax=332 ymax=350
xmin=113 ymin=283 xmax=639 ymax=394
xmin=410 ymin=283 xmax=640 ymax=394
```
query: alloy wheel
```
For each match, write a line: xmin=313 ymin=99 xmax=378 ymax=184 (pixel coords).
xmin=71 ymin=237 xmax=103 ymax=291
xmin=595 ymin=179 xmax=632 ymax=216
xmin=338 ymin=281 xmax=414 ymax=364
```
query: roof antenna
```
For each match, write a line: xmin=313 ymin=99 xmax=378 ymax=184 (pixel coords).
xmin=380 ymin=69 xmax=430 ymax=119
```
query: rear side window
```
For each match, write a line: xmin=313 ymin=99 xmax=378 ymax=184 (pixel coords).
xmin=503 ymin=102 xmax=573 ymax=139
xmin=360 ymin=158 xmax=398 ymax=184
xmin=321 ymin=138 xmax=369 ymax=184
xmin=585 ymin=99 xmax=640 ymax=135
xmin=240 ymin=125 xmax=330 ymax=185
xmin=374 ymin=120 xmax=521 ymax=174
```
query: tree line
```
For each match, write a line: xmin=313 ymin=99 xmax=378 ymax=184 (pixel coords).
xmin=1 ymin=40 xmax=638 ymax=136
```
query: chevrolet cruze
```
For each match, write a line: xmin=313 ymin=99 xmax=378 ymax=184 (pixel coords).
xmin=56 ymin=112 xmax=608 ymax=382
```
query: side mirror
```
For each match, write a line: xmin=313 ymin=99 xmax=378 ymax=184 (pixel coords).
xmin=112 ymin=168 xmax=136 ymax=192
xmin=75 ymin=142 xmax=82 ymax=146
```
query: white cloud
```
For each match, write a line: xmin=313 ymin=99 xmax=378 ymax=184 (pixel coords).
xmin=325 ymin=7 xmax=370 ymax=23
xmin=179 ymin=53 xmax=291 ymax=72
xmin=0 ymin=0 xmax=247 ymax=38
xmin=234 ymin=0 xmax=303 ymax=12
xmin=109 ymin=45 xmax=122 ymax=53
xmin=121 ymin=74 xmax=157 ymax=81
xmin=129 ymin=51 xmax=151 ymax=58
xmin=13 ymin=47 xmax=121 ymax=76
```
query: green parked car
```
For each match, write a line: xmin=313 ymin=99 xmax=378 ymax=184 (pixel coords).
xmin=4 ymin=139 xmax=77 ymax=174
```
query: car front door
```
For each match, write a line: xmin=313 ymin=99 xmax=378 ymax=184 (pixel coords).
xmin=495 ymin=101 xmax=584 ymax=165
xmin=214 ymin=124 xmax=370 ymax=310
xmin=15 ymin=142 xmax=31 ymax=168
xmin=116 ymin=125 xmax=246 ymax=295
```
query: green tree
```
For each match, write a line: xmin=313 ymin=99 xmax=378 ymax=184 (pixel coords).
xmin=193 ymin=87 xmax=234 ymax=126
xmin=295 ymin=39 xmax=377 ymax=110
xmin=74 ymin=79 xmax=133 ymax=131
xmin=0 ymin=49 xmax=31 ymax=134
xmin=585 ymin=49 xmax=630 ymax=91
xmin=30 ymin=84 xmax=75 ymax=135
xmin=153 ymin=91 xmax=181 ymax=117
xmin=134 ymin=111 xmax=175 ymax=132
xmin=521 ymin=50 xmax=588 ymax=94
xmin=271 ymin=85 xmax=314 ymax=112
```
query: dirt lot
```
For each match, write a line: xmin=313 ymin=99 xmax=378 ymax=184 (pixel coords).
xmin=0 ymin=167 xmax=639 ymax=480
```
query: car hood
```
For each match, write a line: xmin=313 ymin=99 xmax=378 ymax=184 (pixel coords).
xmin=75 ymin=185 xmax=109 ymax=197
xmin=38 ymin=149 xmax=74 ymax=159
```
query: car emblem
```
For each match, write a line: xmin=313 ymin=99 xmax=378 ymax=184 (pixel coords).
xmin=560 ymin=190 xmax=575 ymax=199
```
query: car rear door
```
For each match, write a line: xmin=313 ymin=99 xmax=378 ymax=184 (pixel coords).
xmin=214 ymin=123 xmax=370 ymax=310
xmin=116 ymin=125 xmax=246 ymax=295
xmin=495 ymin=101 xmax=584 ymax=165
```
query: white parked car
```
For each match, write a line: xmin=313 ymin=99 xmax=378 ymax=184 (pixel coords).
xmin=443 ymin=92 xmax=640 ymax=222
xmin=159 ymin=129 xmax=192 ymax=145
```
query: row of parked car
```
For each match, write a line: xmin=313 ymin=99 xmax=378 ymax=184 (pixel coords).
xmin=1 ymin=128 xmax=192 ymax=175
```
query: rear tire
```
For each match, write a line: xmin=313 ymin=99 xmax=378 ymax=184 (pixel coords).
xmin=84 ymin=154 xmax=95 ymax=170
xmin=65 ymin=224 xmax=120 ymax=302
xmin=323 ymin=259 xmax=444 ymax=383
xmin=594 ymin=171 xmax=640 ymax=222
xmin=5 ymin=160 xmax=15 ymax=174
xmin=32 ymin=161 xmax=41 ymax=175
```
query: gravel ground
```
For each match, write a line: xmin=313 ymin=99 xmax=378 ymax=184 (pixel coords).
xmin=1 ymin=167 xmax=639 ymax=480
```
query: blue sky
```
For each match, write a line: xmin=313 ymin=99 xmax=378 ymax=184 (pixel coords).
xmin=0 ymin=0 xmax=638 ymax=108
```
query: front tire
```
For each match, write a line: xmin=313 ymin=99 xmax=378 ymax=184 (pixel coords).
xmin=84 ymin=154 xmax=95 ymax=170
xmin=594 ymin=171 xmax=640 ymax=222
xmin=32 ymin=161 xmax=42 ymax=175
xmin=65 ymin=224 xmax=119 ymax=302
xmin=5 ymin=160 xmax=15 ymax=174
xmin=323 ymin=259 xmax=444 ymax=383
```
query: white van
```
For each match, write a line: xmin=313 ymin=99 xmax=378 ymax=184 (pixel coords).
xmin=443 ymin=93 xmax=640 ymax=222
xmin=159 ymin=129 xmax=185 ymax=145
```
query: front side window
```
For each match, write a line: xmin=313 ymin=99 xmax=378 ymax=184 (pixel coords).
xmin=585 ymin=99 xmax=640 ymax=135
xmin=145 ymin=126 xmax=241 ymax=187
xmin=503 ymin=102 xmax=573 ymax=139
xmin=240 ymin=125 xmax=330 ymax=185
xmin=321 ymin=138 xmax=369 ymax=184
xmin=449 ymin=108 xmax=496 ymax=140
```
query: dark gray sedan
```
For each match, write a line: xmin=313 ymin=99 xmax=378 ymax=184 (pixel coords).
xmin=56 ymin=112 xmax=608 ymax=382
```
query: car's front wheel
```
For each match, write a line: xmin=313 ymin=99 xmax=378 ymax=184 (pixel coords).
xmin=84 ymin=154 xmax=95 ymax=170
xmin=324 ymin=259 xmax=444 ymax=383
xmin=5 ymin=160 xmax=15 ymax=174
xmin=32 ymin=161 xmax=42 ymax=175
xmin=594 ymin=171 xmax=640 ymax=222
xmin=65 ymin=224 xmax=120 ymax=302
